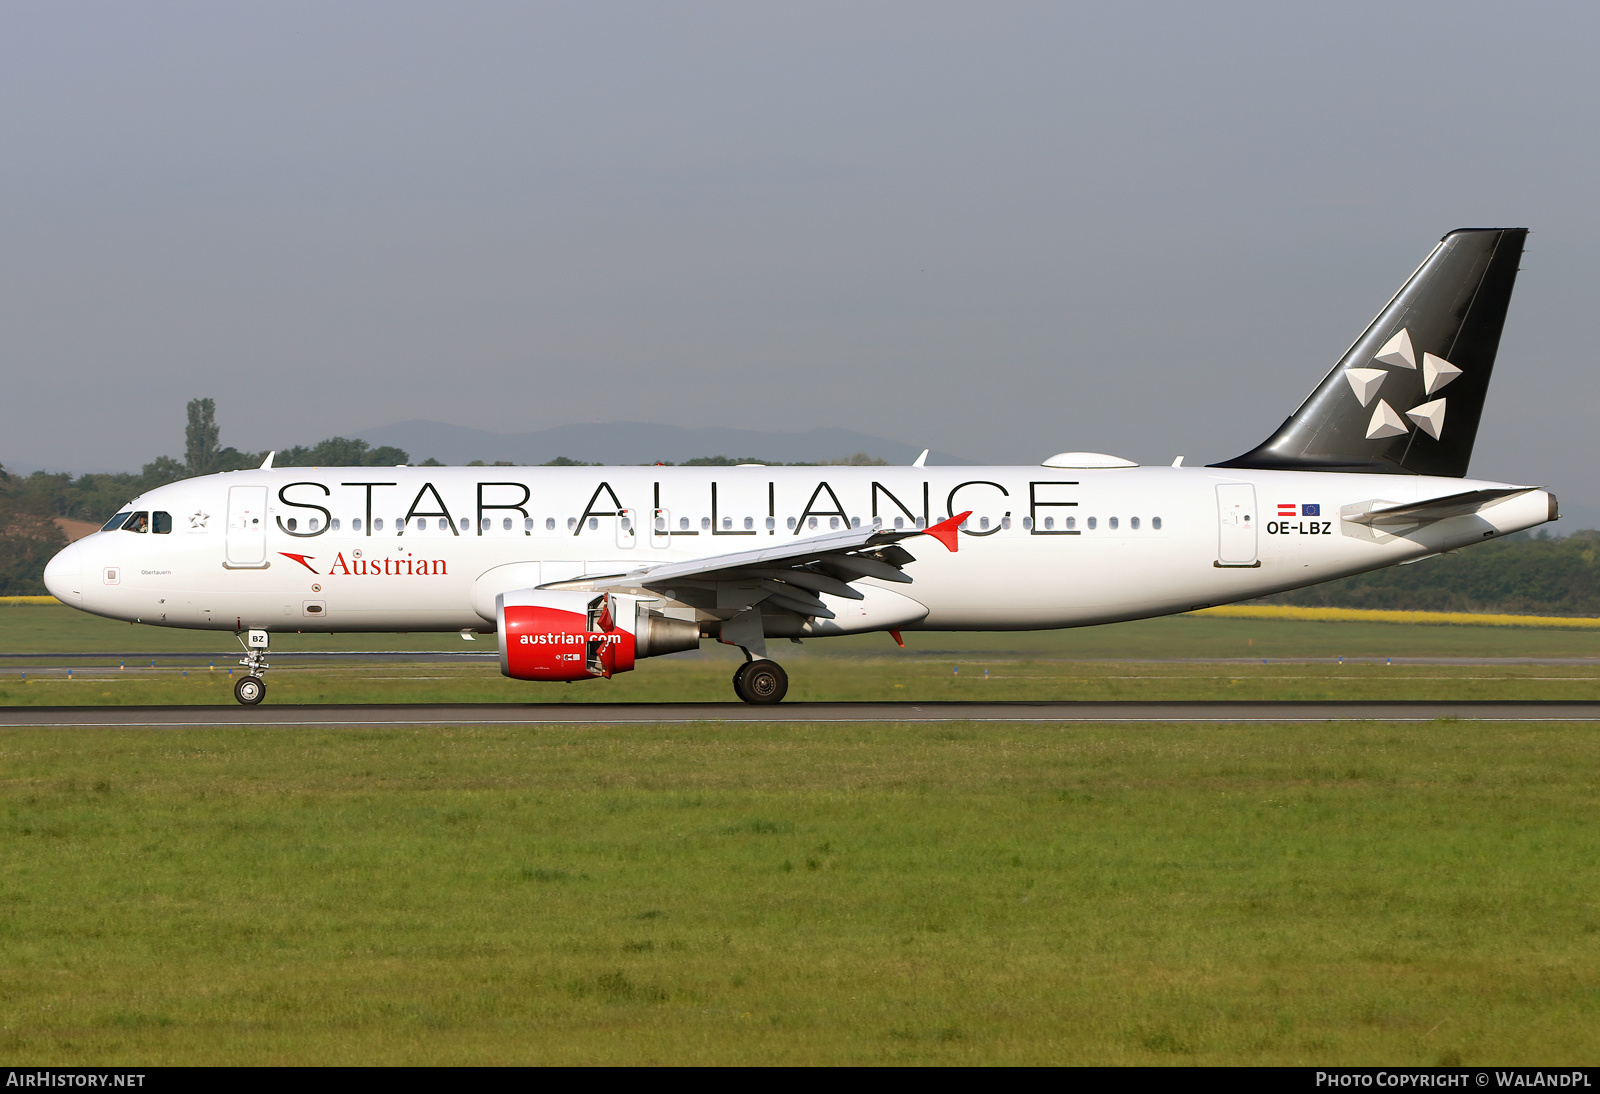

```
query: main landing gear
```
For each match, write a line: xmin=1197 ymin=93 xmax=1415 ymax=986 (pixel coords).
xmin=732 ymin=659 xmax=788 ymax=704
xmin=234 ymin=628 xmax=269 ymax=706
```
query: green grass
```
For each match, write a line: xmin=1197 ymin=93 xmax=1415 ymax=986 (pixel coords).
xmin=3 ymin=658 xmax=1600 ymax=705
xmin=6 ymin=602 xmax=1600 ymax=705
xmin=9 ymin=602 xmax=1600 ymax=659
xmin=1 ymin=719 xmax=1597 ymax=1064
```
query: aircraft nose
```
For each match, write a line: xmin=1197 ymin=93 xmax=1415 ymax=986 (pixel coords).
xmin=43 ymin=541 xmax=83 ymax=605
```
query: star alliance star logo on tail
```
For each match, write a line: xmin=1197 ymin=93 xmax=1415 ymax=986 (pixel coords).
xmin=1345 ymin=327 xmax=1461 ymax=441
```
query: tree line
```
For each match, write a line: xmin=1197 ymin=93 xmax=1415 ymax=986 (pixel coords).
xmin=1249 ymin=529 xmax=1600 ymax=617
xmin=0 ymin=399 xmax=890 ymax=593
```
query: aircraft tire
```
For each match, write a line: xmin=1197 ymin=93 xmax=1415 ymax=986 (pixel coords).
xmin=234 ymin=675 xmax=267 ymax=706
xmin=732 ymin=662 xmax=752 ymax=692
xmin=735 ymin=660 xmax=787 ymax=704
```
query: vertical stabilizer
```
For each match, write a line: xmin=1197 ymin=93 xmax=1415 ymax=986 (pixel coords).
xmin=1215 ymin=228 xmax=1527 ymax=476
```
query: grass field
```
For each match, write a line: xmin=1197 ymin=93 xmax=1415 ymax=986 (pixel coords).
xmin=4 ymin=603 xmax=1598 ymax=1064
xmin=5 ymin=658 xmax=1600 ymax=706
xmin=9 ymin=601 xmax=1600 ymax=659
xmin=4 ymin=603 xmax=1600 ymax=707
xmin=1 ymin=718 xmax=1596 ymax=1064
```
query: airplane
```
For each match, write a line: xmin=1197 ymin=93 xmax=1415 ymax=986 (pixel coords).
xmin=42 ymin=228 xmax=1556 ymax=705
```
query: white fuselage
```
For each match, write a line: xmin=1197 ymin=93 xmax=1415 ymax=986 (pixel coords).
xmin=43 ymin=464 xmax=1555 ymax=635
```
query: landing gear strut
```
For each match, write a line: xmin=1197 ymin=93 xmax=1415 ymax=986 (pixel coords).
xmin=733 ymin=659 xmax=788 ymax=704
xmin=234 ymin=628 xmax=269 ymax=706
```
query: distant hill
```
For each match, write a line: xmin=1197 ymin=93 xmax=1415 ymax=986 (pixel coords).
xmin=352 ymin=420 xmax=972 ymax=467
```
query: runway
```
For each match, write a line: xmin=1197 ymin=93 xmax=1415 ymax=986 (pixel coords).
xmin=4 ymin=700 xmax=1600 ymax=727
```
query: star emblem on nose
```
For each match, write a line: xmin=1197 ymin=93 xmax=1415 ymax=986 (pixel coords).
xmin=189 ymin=510 xmax=210 ymax=529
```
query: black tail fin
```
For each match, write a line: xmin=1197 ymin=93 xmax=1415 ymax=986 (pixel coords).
xmin=1214 ymin=227 xmax=1527 ymax=477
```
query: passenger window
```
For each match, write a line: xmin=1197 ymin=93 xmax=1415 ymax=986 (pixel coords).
xmin=1001 ymin=516 xmax=1011 ymax=530
xmin=525 ymin=518 xmax=535 ymax=531
xmin=701 ymin=517 xmax=711 ymax=530
xmin=851 ymin=516 xmax=861 ymax=528
xmin=915 ymin=517 xmax=926 ymax=529
xmin=788 ymin=517 xmax=797 ymax=530
xmin=460 ymin=518 xmax=470 ymax=532
xmin=122 ymin=511 xmax=150 ymax=533
xmin=722 ymin=516 xmax=732 ymax=530
xmin=1109 ymin=517 xmax=1119 ymax=530
xmin=286 ymin=517 xmax=298 ymax=532
xmin=1044 ymin=516 xmax=1055 ymax=529
xmin=374 ymin=518 xmax=384 ymax=531
xmin=152 ymin=511 xmax=173 ymax=534
xmin=1152 ymin=516 xmax=1162 ymax=530
xmin=352 ymin=518 xmax=362 ymax=532
xmin=101 ymin=512 xmax=131 ymax=532
xmin=979 ymin=516 xmax=990 ymax=530
xmin=808 ymin=517 xmax=818 ymax=530
xmin=588 ymin=517 xmax=599 ymax=531
xmin=765 ymin=517 xmax=775 ymax=530
xmin=331 ymin=518 xmax=341 ymax=531
xmin=503 ymin=517 xmax=512 ymax=531
xmin=1130 ymin=516 xmax=1140 ymax=530
xmin=744 ymin=516 xmax=754 ymax=530
xmin=1087 ymin=517 xmax=1097 ymax=530
xmin=567 ymin=517 xmax=577 ymax=531
xmin=894 ymin=517 xmax=904 ymax=529
xmin=1065 ymin=517 xmax=1076 ymax=530
xmin=680 ymin=517 xmax=690 ymax=530
xmin=307 ymin=517 xmax=319 ymax=532
xmin=546 ymin=518 xmax=555 ymax=531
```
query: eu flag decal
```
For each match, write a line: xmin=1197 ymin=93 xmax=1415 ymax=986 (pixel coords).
xmin=1302 ymin=504 xmax=1320 ymax=517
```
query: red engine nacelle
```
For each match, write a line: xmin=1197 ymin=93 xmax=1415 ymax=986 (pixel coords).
xmin=498 ymin=589 xmax=637 ymax=681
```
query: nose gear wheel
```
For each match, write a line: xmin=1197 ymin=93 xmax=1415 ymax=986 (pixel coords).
xmin=234 ymin=675 xmax=266 ymax=705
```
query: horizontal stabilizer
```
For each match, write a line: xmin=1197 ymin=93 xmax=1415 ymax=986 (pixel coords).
xmin=1345 ymin=487 xmax=1532 ymax=527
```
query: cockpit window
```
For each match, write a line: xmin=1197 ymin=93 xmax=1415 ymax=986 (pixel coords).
xmin=153 ymin=511 xmax=172 ymax=534
xmin=122 ymin=511 xmax=150 ymax=533
xmin=101 ymin=512 xmax=131 ymax=532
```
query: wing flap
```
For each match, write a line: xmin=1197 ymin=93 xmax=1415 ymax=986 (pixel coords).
xmin=587 ymin=511 xmax=971 ymax=592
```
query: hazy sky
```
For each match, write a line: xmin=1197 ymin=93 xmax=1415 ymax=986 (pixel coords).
xmin=3 ymin=2 xmax=1597 ymax=501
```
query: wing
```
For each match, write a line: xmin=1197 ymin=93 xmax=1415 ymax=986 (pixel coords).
xmin=1345 ymin=487 xmax=1532 ymax=528
xmin=548 ymin=511 xmax=969 ymax=620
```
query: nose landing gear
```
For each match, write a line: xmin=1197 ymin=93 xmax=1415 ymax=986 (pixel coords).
xmin=732 ymin=659 xmax=788 ymax=704
xmin=234 ymin=628 xmax=270 ymax=705
xmin=234 ymin=674 xmax=266 ymax=705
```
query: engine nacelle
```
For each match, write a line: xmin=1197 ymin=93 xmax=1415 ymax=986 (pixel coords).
xmin=497 ymin=589 xmax=699 ymax=682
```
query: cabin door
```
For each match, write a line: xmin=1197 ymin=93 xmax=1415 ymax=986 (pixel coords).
xmin=1215 ymin=484 xmax=1259 ymax=566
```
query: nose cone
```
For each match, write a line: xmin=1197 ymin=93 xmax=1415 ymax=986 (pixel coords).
xmin=43 ymin=541 xmax=83 ymax=605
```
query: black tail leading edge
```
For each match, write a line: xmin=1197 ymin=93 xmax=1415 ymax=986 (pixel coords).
xmin=1215 ymin=228 xmax=1527 ymax=477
